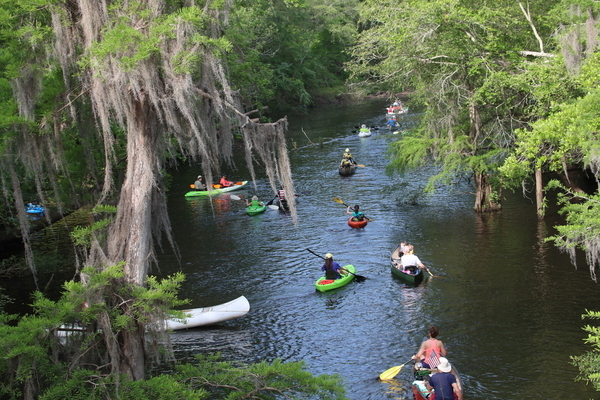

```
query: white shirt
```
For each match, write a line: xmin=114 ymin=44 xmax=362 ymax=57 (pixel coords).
xmin=401 ymin=254 xmax=421 ymax=267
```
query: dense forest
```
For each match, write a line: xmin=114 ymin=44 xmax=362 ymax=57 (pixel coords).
xmin=0 ymin=0 xmax=599 ymax=398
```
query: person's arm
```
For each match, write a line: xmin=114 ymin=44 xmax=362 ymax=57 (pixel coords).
xmin=417 ymin=260 xmax=433 ymax=275
xmin=346 ymin=206 xmax=353 ymax=215
xmin=452 ymin=382 xmax=463 ymax=400
xmin=413 ymin=342 xmax=427 ymax=360
xmin=439 ymin=341 xmax=447 ymax=357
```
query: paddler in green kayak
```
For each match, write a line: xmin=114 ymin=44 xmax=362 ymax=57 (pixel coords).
xmin=321 ymin=253 xmax=349 ymax=280
xmin=246 ymin=195 xmax=264 ymax=207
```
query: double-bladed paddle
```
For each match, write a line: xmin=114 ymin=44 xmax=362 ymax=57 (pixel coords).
xmin=305 ymin=248 xmax=367 ymax=282
xmin=379 ymin=358 xmax=413 ymax=380
xmin=332 ymin=197 xmax=374 ymax=222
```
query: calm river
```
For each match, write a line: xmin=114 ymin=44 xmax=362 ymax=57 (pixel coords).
xmin=2 ymin=98 xmax=599 ymax=399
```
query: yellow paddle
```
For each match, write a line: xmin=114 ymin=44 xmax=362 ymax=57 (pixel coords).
xmin=379 ymin=358 xmax=413 ymax=380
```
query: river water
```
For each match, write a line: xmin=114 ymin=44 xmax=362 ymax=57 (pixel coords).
xmin=2 ymin=98 xmax=599 ymax=399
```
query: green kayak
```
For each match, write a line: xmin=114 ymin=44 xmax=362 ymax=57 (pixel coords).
xmin=246 ymin=203 xmax=266 ymax=216
xmin=314 ymin=265 xmax=356 ymax=292
xmin=185 ymin=181 xmax=248 ymax=197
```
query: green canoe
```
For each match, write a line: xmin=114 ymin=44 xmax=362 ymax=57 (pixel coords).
xmin=314 ymin=264 xmax=356 ymax=292
xmin=185 ymin=181 xmax=248 ymax=197
xmin=246 ymin=203 xmax=267 ymax=216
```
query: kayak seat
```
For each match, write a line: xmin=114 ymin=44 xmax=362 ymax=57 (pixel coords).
xmin=318 ymin=279 xmax=335 ymax=285
xmin=325 ymin=270 xmax=340 ymax=280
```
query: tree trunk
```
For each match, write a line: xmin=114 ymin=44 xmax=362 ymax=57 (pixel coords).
xmin=535 ymin=168 xmax=544 ymax=218
xmin=104 ymin=91 xmax=161 ymax=381
xmin=474 ymin=172 xmax=501 ymax=212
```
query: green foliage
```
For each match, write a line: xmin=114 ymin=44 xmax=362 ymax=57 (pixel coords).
xmin=225 ymin=0 xmax=357 ymax=113
xmin=71 ymin=205 xmax=117 ymax=246
xmin=544 ymin=180 xmax=600 ymax=280
xmin=174 ymin=354 xmax=348 ymax=400
xmin=39 ymin=354 xmax=348 ymax=400
xmin=0 ymin=266 xmax=189 ymax=398
xmin=572 ymin=310 xmax=600 ymax=391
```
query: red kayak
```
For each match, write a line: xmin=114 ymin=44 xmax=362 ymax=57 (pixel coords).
xmin=347 ymin=217 xmax=368 ymax=229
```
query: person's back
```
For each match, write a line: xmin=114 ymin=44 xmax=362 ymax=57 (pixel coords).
xmin=426 ymin=357 xmax=462 ymax=400
xmin=278 ymin=188 xmax=286 ymax=200
xmin=322 ymin=254 xmax=342 ymax=280
xmin=429 ymin=372 xmax=457 ymax=400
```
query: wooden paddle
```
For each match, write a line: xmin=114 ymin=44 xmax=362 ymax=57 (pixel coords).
xmin=305 ymin=248 xmax=367 ymax=282
xmin=379 ymin=358 xmax=413 ymax=380
xmin=332 ymin=197 xmax=374 ymax=222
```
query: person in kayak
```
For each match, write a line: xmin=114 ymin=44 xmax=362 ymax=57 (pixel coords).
xmin=219 ymin=175 xmax=234 ymax=187
xmin=246 ymin=196 xmax=263 ymax=207
xmin=412 ymin=326 xmax=447 ymax=369
xmin=359 ymin=124 xmax=370 ymax=134
xmin=321 ymin=253 xmax=348 ymax=280
xmin=194 ymin=175 xmax=206 ymax=190
xmin=387 ymin=117 xmax=399 ymax=130
xmin=347 ymin=204 xmax=365 ymax=221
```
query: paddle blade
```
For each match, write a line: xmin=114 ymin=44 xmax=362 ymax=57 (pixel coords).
xmin=333 ymin=197 xmax=344 ymax=204
xmin=356 ymin=164 xmax=366 ymax=167
xmin=230 ymin=194 xmax=241 ymax=200
xmin=354 ymin=274 xmax=367 ymax=282
xmin=379 ymin=365 xmax=404 ymax=380
xmin=267 ymin=205 xmax=279 ymax=210
xmin=189 ymin=184 xmax=195 ymax=188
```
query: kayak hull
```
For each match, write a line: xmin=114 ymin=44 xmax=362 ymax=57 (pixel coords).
xmin=348 ymin=218 xmax=368 ymax=228
xmin=315 ymin=265 xmax=356 ymax=292
xmin=166 ymin=296 xmax=250 ymax=330
xmin=339 ymin=164 xmax=358 ymax=176
xmin=390 ymin=246 xmax=425 ymax=285
xmin=185 ymin=181 xmax=248 ymax=197
xmin=246 ymin=204 xmax=267 ymax=216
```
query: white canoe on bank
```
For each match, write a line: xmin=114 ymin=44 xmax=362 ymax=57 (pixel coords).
xmin=55 ymin=296 xmax=250 ymax=336
xmin=166 ymin=295 xmax=250 ymax=330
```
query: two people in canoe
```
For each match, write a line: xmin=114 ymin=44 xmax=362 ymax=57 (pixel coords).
xmin=321 ymin=253 xmax=349 ymax=280
xmin=346 ymin=204 xmax=366 ymax=221
xmin=412 ymin=326 xmax=463 ymax=400
xmin=395 ymin=242 xmax=432 ymax=276
xmin=340 ymin=148 xmax=358 ymax=167
xmin=191 ymin=174 xmax=237 ymax=190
